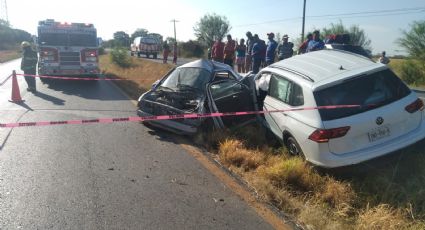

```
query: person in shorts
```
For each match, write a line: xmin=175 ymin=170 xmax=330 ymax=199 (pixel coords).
xmin=235 ymin=38 xmax=247 ymax=73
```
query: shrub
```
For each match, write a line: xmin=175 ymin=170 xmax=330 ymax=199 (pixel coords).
xmin=180 ymin=40 xmax=205 ymax=58
xmin=400 ymin=60 xmax=425 ymax=85
xmin=110 ymin=47 xmax=132 ymax=68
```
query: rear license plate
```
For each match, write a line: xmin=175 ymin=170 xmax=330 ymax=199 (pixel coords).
xmin=368 ymin=125 xmax=391 ymax=142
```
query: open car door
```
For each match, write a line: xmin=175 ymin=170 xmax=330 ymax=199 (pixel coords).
xmin=207 ymin=80 xmax=256 ymax=129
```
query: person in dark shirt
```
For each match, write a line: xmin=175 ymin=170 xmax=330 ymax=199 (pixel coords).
xmin=265 ymin=32 xmax=278 ymax=66
xmin=20 ymin=41 xmax=38 ymax=92
xmin=277 ymin=34 xmax=294 ymax=60
xmin=252 ymin=34 xmax=266 ymax=74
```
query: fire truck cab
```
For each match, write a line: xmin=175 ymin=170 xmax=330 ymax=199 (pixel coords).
xmin=37 ymin=19 xmax=100 ymax=78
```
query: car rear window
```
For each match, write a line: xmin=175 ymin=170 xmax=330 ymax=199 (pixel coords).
xmin=314 ymin=69 xmax=411 ymax=121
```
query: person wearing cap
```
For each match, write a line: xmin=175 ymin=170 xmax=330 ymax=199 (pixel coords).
xmin=223 ymin=34 xmax=236 ymax=68
xmin=20 ymin=41 xmax=38 ymax=92
xmin=298 ymin=33 xmax=313 ymax=54
xmin=265 ymin=32 xmax=278 ymax=66
xmin=245 ymin=31 xmax=254 ymax=71
xmin=306 ymin=30 xmax=325 ymax=53
xmin=277 ymin=34 xmax=294 ymax=61
xmin=379 ymin=51 xmax=390 ymax=64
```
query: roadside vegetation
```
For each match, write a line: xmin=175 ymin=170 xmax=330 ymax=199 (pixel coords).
xmin=0 ymin=49 xmax=21 ymax=63
xmin=100 ymin=54 xmax=425 ymax=229
xmin=0 ymin=19 xmax=31 ymax=63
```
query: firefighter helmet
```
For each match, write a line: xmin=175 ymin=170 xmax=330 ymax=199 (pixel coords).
xmin=21 ymin=41 xmax=31 ymax=48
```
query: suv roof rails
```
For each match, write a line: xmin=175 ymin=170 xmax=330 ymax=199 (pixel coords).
xmin=269 ymin=65 xmax=315 ymax=82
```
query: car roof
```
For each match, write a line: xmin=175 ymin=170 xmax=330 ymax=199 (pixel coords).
xmin=267 ymin=50 xmax=384 ymax=90
xmin=179 ymin=59 xmax=242 ymax=79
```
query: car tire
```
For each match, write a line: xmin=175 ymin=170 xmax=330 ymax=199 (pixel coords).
xmin=137 ymin=52 xmax=141 ymax=58
xmin=153 ymin=54 xmax=157 ymax=59
xmin=130 ymin=52 xmax=134 ymax=56
xmin=286 ymin=136 xmax=305 ymax=159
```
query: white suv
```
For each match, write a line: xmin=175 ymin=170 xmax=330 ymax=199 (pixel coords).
xmin=254 ymin=50 xmax=425 ymax=168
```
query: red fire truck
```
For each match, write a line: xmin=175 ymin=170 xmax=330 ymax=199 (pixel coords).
xmin=37 ymin=19 xmax=99 ymax=78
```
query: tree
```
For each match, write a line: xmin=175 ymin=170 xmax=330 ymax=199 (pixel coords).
xmin=193 ymin=13 xmax=231 ymax=48
xmin=113 ymin=31 xmax=130 ymax=48
xmin=130 ymin=28 xmax=148 ymax=42
xmin=321 ymin=21 xmax=372 ymax=50
xmin=149 ymin=33 xmax=163 ymax=43
xmin=397 ymin=21 xmax=425 ymax=62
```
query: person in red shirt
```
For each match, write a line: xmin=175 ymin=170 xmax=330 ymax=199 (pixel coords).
xmin=298 ymin=33 xmax=312 ymax=54
xmin=211 ymin=37 xmax=225 ymax=62
xmin=223 ymin=34 xmax=236 ymax=68
xmin=162 ymin=41 xmax=170 ymax=63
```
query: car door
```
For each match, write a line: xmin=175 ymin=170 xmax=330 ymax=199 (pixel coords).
xmin=263 ymin=74 xmax=304 ymax=138
xmin=207 ymin=80 xmax=256 ymax=128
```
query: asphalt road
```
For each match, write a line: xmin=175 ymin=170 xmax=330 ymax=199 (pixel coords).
xmin=0 ymin=61 xmax=275 ymax=229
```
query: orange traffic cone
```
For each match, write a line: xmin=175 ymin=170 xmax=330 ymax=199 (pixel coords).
xmin=9 ymin=70 xmax=24 ymax=103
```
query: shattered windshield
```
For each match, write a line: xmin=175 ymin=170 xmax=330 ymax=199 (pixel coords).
xmin=160 ymin=67 xmax=212 ymax=92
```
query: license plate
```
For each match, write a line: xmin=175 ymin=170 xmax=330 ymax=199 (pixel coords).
xmin=368 ymin=125 xmax=391 ymax=142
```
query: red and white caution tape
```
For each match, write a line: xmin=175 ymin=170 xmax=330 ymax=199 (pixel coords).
xmin=0 ymin=105 xmax=362 ymax=128
xmin=15 ymin=73 xmax=128 ymax=81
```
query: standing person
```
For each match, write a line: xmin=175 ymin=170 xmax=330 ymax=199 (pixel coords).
xmin=306 ymin=30 xmax=325 ymax=53
xmin=211 ymin=37 xmax=225 ymax=62
xmin=223 ymin=34 xmax=236 ymax=68
xmin=298 ymin=33 xmax=313 ymax=54
xmin=277 ymin=34 xmax=294 ymax=61
xmin=251 ymin=34 xmax=264 ymax=74
xmin=172 ymin=42 xmax=178 ymax=64
xmin=245 ymin=31 xmax=254 ymax=71
xmin=265 ymin=32 xmax=278 ymax=66
xmin=379 ymin=51 xmax=390 ymax=64
xmin=162 ymin=41 xmax=170 ymax=63
xmin=20 ymin=41 xmax=38 ymax=92
xmin=235 ymin=38 xmax=247 ymax=73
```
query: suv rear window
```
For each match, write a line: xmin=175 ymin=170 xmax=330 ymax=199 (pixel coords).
xmin=314 ymin=69 xmax=411 ymax=121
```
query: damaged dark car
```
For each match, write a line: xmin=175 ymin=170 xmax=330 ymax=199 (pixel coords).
xmin=137 ymin=59 xmax=256 ymax=135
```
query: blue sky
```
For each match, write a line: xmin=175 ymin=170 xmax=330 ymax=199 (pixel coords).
xmin=6 ymin=0 xmax=425 ymax=55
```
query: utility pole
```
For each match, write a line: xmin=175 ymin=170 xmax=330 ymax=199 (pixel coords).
xmin=301 ymin=0 xmax=306 ymax=41
xmin=170 ymin=19 xmax=179 ymax=43
xmin=0 ymin=0 xmax=9 ymax=25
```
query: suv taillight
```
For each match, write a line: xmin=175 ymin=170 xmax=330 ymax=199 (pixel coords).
xmin=405 ymin=98 xmax=424 ymax=113
xmin=81 ymin=49 xmax=98 ymax=62
xmin=40 ymin=48 xmax=58 ymax=62
xmin=308 ymin=126 xmax=351 ymax=143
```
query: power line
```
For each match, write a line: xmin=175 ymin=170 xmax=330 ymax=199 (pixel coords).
xmin=234 ymin=7 xmax=425 ymax=27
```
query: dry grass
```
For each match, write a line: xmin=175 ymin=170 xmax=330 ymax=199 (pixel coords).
xmin=0 ymin=50 xmax=21 ymax=63
xmin=357 ymin=204 xmax=415 ymax=230
xmin=99 ymin=54 xmax=174 ymax=99
xmin=214 ymin=125 xmax=425 ymax=229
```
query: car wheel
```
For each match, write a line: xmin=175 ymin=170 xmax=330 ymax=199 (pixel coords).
xmin=130 ymin=52 xmax=134 ymax=56
xmin=153 ymin=54 xmax=157 ymax=59
xmin=137 ymin=52 xmax=141 ymax=57
xmin=286 ymin=136 xmax=305 ymax=159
